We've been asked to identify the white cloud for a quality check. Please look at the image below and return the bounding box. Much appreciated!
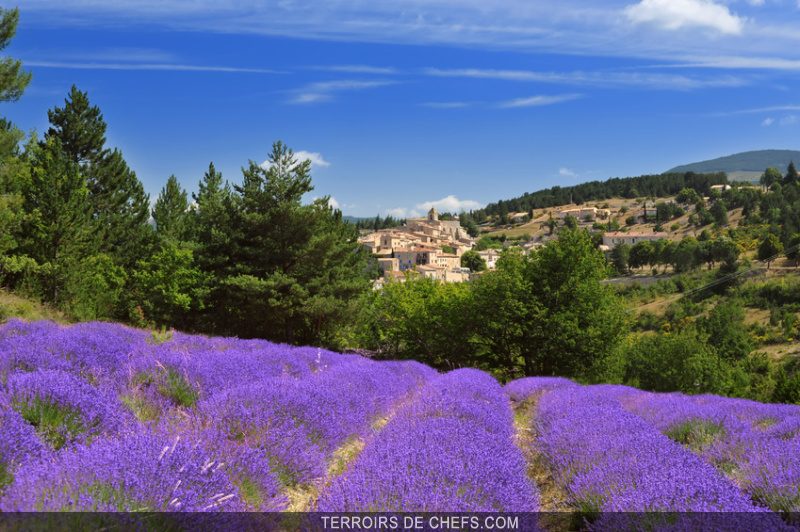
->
[386,195,483,219]
[416,195,483,213]
[288,80,397,104]
[260,150,329,170]
[559,168,578,177]
[623,0,745,35]
[386,207,420,218]
[294,151,330,168]
[498,94,583,108]
[762,117,774,126]
[780,115,798,125]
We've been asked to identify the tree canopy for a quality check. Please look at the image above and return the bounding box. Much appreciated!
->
[0,8,31,103]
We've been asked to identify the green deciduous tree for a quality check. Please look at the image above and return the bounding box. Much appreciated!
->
[624,327,727,394]
[710,200,728,226]
[498,229,627,379]
[628,240,653,270]
[131,243,207,328]
[758,234,784,269]
[460,249,486,272]
[610,242,630,275]
[675,187,702,206]
[696,302,753,361]
[761,167,782,188]
[368,275,475,369]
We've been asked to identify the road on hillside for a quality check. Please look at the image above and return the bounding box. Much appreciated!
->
[602,275,674,287]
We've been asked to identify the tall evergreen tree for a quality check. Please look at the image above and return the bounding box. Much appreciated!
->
[45,86,153,264]
[189,161,234,302]
[152,174,188,241]
[0,8,31,102]
[207,141,370,345]
[0,121,27,260]
[784,161,799,187]
[21,137,90,302]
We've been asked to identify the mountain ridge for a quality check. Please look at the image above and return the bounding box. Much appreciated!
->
[667,149,800,176]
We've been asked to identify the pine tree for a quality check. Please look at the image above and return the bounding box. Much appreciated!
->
[22,137,90,302]
[45,86,152,263]
[209,141,370,345]
[784,161,799,186]
[190,162,233,276]
[0,8,32,102]
[152,174,188,241]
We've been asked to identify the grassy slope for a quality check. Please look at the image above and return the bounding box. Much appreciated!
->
[0,289,71,325]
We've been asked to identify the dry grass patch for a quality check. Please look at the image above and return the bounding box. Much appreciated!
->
[0,289,70,324]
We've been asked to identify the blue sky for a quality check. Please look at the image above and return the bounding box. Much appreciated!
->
[4,0,800,217]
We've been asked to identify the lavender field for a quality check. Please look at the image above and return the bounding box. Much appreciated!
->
[0,320,798,530]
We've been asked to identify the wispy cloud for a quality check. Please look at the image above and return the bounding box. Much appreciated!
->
[420,102,476,108]
[780,115,798,125]
[288,80,397,104]
[622,0,745,35]
[709,105,800,116]
[762,117,774,126]
[424,67,746,89]
[498,94,583,108]
[309,65,401,75]
[25,60,284,74]
[559,168,578,177]
[669,56,800,70]
[19,0,800,73]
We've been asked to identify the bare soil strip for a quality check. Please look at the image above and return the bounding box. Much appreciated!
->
[511,394,581,532]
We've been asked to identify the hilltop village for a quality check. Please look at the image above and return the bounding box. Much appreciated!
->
[356,184,753,288]
[358,204,672,287]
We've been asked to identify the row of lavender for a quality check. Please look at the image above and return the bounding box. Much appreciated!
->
[0,319,436,511]
[317,368,540,514]
[507,377,799,529]
[609,385,800,520]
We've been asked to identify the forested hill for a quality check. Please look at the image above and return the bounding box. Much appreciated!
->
[667,150,800,175]
[478,171,727,218]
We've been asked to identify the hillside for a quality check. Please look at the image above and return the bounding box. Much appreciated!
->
[666,149,800,182]
[0,320,797,529]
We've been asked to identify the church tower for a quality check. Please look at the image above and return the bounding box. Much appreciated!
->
[428,207,438,223]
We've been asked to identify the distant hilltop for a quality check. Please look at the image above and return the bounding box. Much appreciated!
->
[667,149,800,182]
